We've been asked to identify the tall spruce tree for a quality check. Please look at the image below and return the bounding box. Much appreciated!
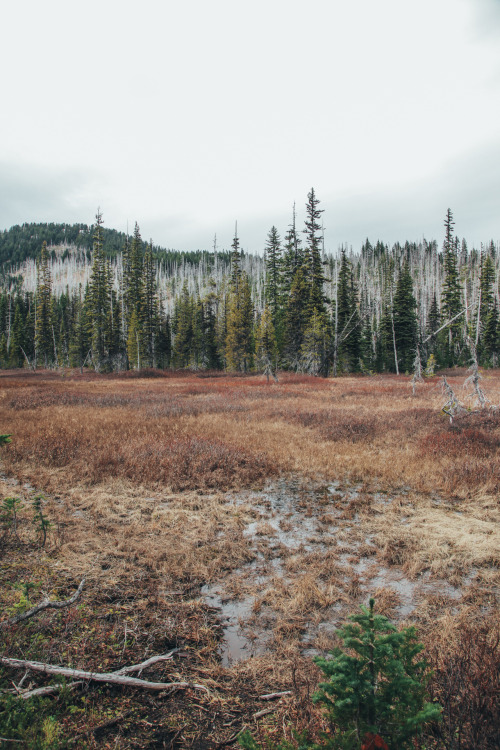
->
[303,188,327,319]
[35,241,53,367]
[393,261,418,372]
[440,209,462,363]
[264,226,282,338]
[86,211,112,369]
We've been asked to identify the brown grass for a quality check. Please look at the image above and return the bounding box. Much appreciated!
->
[1,368,499,747]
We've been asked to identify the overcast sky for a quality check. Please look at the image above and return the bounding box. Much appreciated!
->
[1,0,499,254]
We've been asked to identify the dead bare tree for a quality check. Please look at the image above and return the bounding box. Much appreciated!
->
[464,337,492,410]
[441,376,467,423]
[410,346,424,396]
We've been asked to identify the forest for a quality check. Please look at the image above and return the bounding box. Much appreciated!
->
[0,189,499,377]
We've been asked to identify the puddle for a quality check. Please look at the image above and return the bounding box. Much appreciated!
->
[201,479,486,666]
[201,583,263,666]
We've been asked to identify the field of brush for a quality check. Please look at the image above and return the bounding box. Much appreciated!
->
[1,369,499,748]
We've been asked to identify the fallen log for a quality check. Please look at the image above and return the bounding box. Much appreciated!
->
[259,690,292,701]
[1,657,208,693]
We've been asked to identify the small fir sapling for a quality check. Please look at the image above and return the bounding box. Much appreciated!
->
[239,599,441,750]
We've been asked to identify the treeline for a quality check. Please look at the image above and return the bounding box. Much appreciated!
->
[0,192,499,375]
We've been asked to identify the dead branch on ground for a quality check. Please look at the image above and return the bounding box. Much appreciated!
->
[0,578,86,630]
[0,656,209,694]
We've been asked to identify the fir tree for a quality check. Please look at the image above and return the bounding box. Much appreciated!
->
[393,262,417,372]
[283,267,308,368]
[172,281,193,368]
[255,305,277,379]
[313,599,441,749]
[301,308,329,376]
[440,209,462,363]
[264,226,282,339]
[86,211,112,369]
[35,241,53,367]
[483,301,499,364]
[303,188,327,319]
[225,271,253,372]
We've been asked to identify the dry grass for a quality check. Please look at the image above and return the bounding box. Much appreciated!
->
[0,368,499,747]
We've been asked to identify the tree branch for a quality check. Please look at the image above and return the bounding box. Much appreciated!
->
[0,578,86,630]
[0,657,208,693]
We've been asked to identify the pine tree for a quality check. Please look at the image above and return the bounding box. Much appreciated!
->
[483,301,499,364]
[281,203,303,294]
[225,272,253,372]
[126,309,143,370]
[303,188,327,319]
[283,267,308,368]
[393,262,417,372]
[142,242,160,367]
[255,305,277,379]
[440,209,462,364]
[313,599,441,749]
[301,308,329,376]
[335,248,360,372]
[172,281,193,368]
[35,241,53,367]
[86,211,112,369]
[264,226,282,337]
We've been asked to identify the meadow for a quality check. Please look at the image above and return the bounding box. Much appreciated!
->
[0,369,499,748]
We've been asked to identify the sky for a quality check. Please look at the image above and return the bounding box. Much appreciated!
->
[1,0,499,255]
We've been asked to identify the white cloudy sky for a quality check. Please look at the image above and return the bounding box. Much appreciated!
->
[1,0,499,253]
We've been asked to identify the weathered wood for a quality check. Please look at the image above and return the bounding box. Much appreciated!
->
[1,657,208,693]
[259,690,292,700]
[0,578,86,630]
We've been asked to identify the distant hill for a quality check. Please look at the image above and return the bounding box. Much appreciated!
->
[0,222,226,270]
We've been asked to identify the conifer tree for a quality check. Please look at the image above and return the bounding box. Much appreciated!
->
[440,209,462,363]
[35,241,53,367]
[172,281,193,368]
[126,309,143,369]
[264,226,283,341]
[255,305,277,379]
[225,271,253,371]
[301,308,329,375]
[303,188,327,319]
[281,203,303,294]
[142,241,160,367]
[283,267,308,368]
[483,301,499,364]
[9,298,26,368]
[86,211,112,369]
[335,248,360,372]
[393,261,417,372]
[313,599,441,750]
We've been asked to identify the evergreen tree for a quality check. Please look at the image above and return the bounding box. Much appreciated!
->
[126,309,143,370]
[483,301,499,364]
[255,305,277,379]
[9,298,26,368]
[393,262,417,372]
[335,249,360,372]
[313,599,441,749]
[283,267,308,368]
[142,241,160,367]
[35,241,53,366]
[86,211,112,369]
[264,226,283,340]
[225,271,253,372]
[303,188,327,319]
[301,308,329,376]
[281,203,303,294]
[172,281,193,368]
[440,209,462,364]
